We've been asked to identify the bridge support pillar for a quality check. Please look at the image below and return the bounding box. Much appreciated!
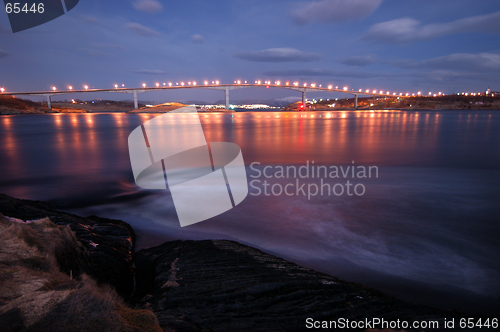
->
[302,91,306,105]
[46,95,52,110]
[133,90,138,110]
[354,94,358,109]
[224,87,230,110]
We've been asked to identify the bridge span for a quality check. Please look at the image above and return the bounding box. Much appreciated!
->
[0,83,410,110]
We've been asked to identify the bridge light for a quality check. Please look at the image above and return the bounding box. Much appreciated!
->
[328,85,333,89]
[69,86,73,90]
[188,82,191,85]
[379,90,383,94]
[366,89,370,93]
[0,87,4,92]
[244,81,247,84]
[215,81,219,85]
[405,93,409,96]
[276,81,280,85]
[311,83,315,87]
[393,92,396,95]
[399,93,403,96]
[156,83,160,87]
[181,82,185,86]
[286,82,290,86]
[303,83,307,87]
[122,84,125,87]
[438,92,442,95]
[359,89,362,92]
[169,82,172,87]
[412,93,415,96]
[163,83,166,86]
[204,81,208,85]
[84,85,88,90]
[193,81,197,86]
[428,92,432,95]
[373,90,377,93]
[143,83,146,88]
[114,84,118,89]
[386,91,390,94]
[52,86,56,91]
[237,80,241,84]
[257,81,261,84]
[417,91,421,96]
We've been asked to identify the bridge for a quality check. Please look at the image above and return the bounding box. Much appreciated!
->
[0,82,413,110]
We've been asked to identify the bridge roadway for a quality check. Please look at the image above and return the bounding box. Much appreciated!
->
[0,84,409,110]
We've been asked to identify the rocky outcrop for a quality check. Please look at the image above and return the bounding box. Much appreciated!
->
[0,194,488,331]
[131,240,475,332]
[0,214,162,332]
[0,194,135,299]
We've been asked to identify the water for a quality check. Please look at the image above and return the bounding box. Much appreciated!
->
[1,110,499,315]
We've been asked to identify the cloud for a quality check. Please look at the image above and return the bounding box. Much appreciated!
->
[262,68,390,78]
[291,0,382,25]
[126,22,159,37]
[0,49,10,59]
[78,48,109,57]
[191,34,204,43]
[392,53,500,72]
[78,15,101,24]
[363,11,500,43]
[234,48,321,62]
[132,0,163,13]
[341,54,378,67]
[93,43,126,50]
[133,69,167,75]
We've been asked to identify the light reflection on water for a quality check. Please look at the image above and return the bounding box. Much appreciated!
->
[0,110,499,315]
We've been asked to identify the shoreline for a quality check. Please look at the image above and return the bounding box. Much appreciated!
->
[1,108,500,115]
[0,193,494,332]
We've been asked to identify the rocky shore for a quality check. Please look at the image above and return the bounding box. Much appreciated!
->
[0,194,490,331]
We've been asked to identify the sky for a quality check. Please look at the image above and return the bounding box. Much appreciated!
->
[1,0,500,103]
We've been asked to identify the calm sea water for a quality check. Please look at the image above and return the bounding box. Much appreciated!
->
[1,110,499,315]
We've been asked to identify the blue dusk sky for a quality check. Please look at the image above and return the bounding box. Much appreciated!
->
[1,0,500,102]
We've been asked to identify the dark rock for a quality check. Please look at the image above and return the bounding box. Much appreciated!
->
[132,240,478,332]
[0,194,135,300]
